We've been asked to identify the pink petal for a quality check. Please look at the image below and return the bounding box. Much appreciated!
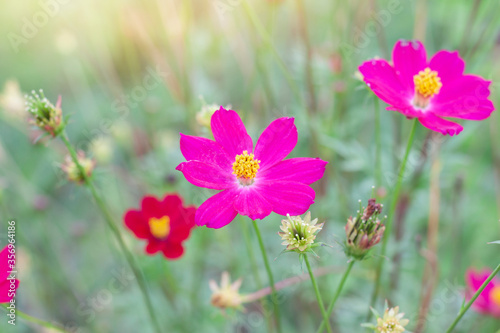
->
[176,161,236,190]
[428,50,465,85]
[257,181,315,216]
[211,107,253,157]
[466,269,495,311]
[359,59,417,117]
[124,210,150,239]
[179,134,232,171]
[0,246,11,281]
[254,118,298,169]
[418,113,463,136]
[0,279,18,303]
[233,187,272,220]
[259,157,327,185]
[430,75,494,121]
[392,40,427,90]
[196,189,239,228]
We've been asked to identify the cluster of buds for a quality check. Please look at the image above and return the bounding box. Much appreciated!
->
[25,89,65,137]
[362,304,409,333]
[279,212,324,253]
[344,198,386,260]
[209,272,249,310]
[61,151,96,184]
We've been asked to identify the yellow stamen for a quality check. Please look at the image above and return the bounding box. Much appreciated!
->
[490,286,500,306]
[149,216,171,239]
[414,67,442,98]
[232,150,260,181]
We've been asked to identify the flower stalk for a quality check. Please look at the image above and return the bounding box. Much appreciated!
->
[252,219,282,333]
[1,305,70,333]
[304,254,332,333]
[445,263,500,333]
[369,119,418,312]
[316,260,355,333]
[59,131,161,333]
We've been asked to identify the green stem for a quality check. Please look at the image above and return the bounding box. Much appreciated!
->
[251,219,282,333]
[242,219,273,333]
[374,96,382,188]
[368,119,418,316]
[1,305,70,332]
[304,254,332,333]
[445,263,500,333]
[316,260,355,333]
[60,132,161,333]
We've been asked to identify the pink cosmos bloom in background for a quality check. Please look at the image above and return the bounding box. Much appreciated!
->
[359,40,494,136]
[0,245,19,303]
[465,268,500,317]
[176,107,327,229]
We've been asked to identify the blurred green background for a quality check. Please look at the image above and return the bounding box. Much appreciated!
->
[0,0,499,332]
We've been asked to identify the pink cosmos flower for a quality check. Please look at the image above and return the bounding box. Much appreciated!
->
[0,245,19,303]
[359,40,494,136]
[176,107,327,229]
[465,268,500,317]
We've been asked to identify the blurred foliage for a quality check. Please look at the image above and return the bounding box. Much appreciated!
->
[0,0,499,332]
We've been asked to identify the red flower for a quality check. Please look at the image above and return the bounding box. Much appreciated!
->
[124,194,196,260]
[0,245,19,303]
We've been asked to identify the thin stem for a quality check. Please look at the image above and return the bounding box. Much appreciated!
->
[368,119,418,316]
[251,219,282,333]
[374,96,382,188]
[242,219,272,332]
[316,260,355,333]
[445,263,500,333]
[303,254,332,333]
[1,305,70,332]
[60,132,161,333]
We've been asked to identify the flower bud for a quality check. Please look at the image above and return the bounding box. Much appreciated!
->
[196,104,219,129]
[25,90,65,137]
[344,198,386,260]
[362,304,409,333]
[61,151,95,184]
[209,272,248,310]
[279,211,324,253]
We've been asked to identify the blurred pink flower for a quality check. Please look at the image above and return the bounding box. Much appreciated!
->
[0,245,19,303]
[176,107,327,229]
[359,40,494,136]
[465,268,500,317]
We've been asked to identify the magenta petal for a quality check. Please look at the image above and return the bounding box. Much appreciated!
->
[418,113,463,136]
[196,189,239,228]
[211,107,253,157]
[179,134,232,171]
[253,117,298,169]
[258,181,315,216]
[0,279,18,303]
[392,40,427,90]
[259,158,327,185]
[0,246,11,281]
[430,75,494,121]
[428,50,465,85]
[233,187,272,220]
[176,161,235,190]
[359,60,417,117]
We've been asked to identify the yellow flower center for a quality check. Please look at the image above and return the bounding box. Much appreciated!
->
[490,286,500,306]
[148,216,171,239]
[232,150,260,181]
[414,67,442,98]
